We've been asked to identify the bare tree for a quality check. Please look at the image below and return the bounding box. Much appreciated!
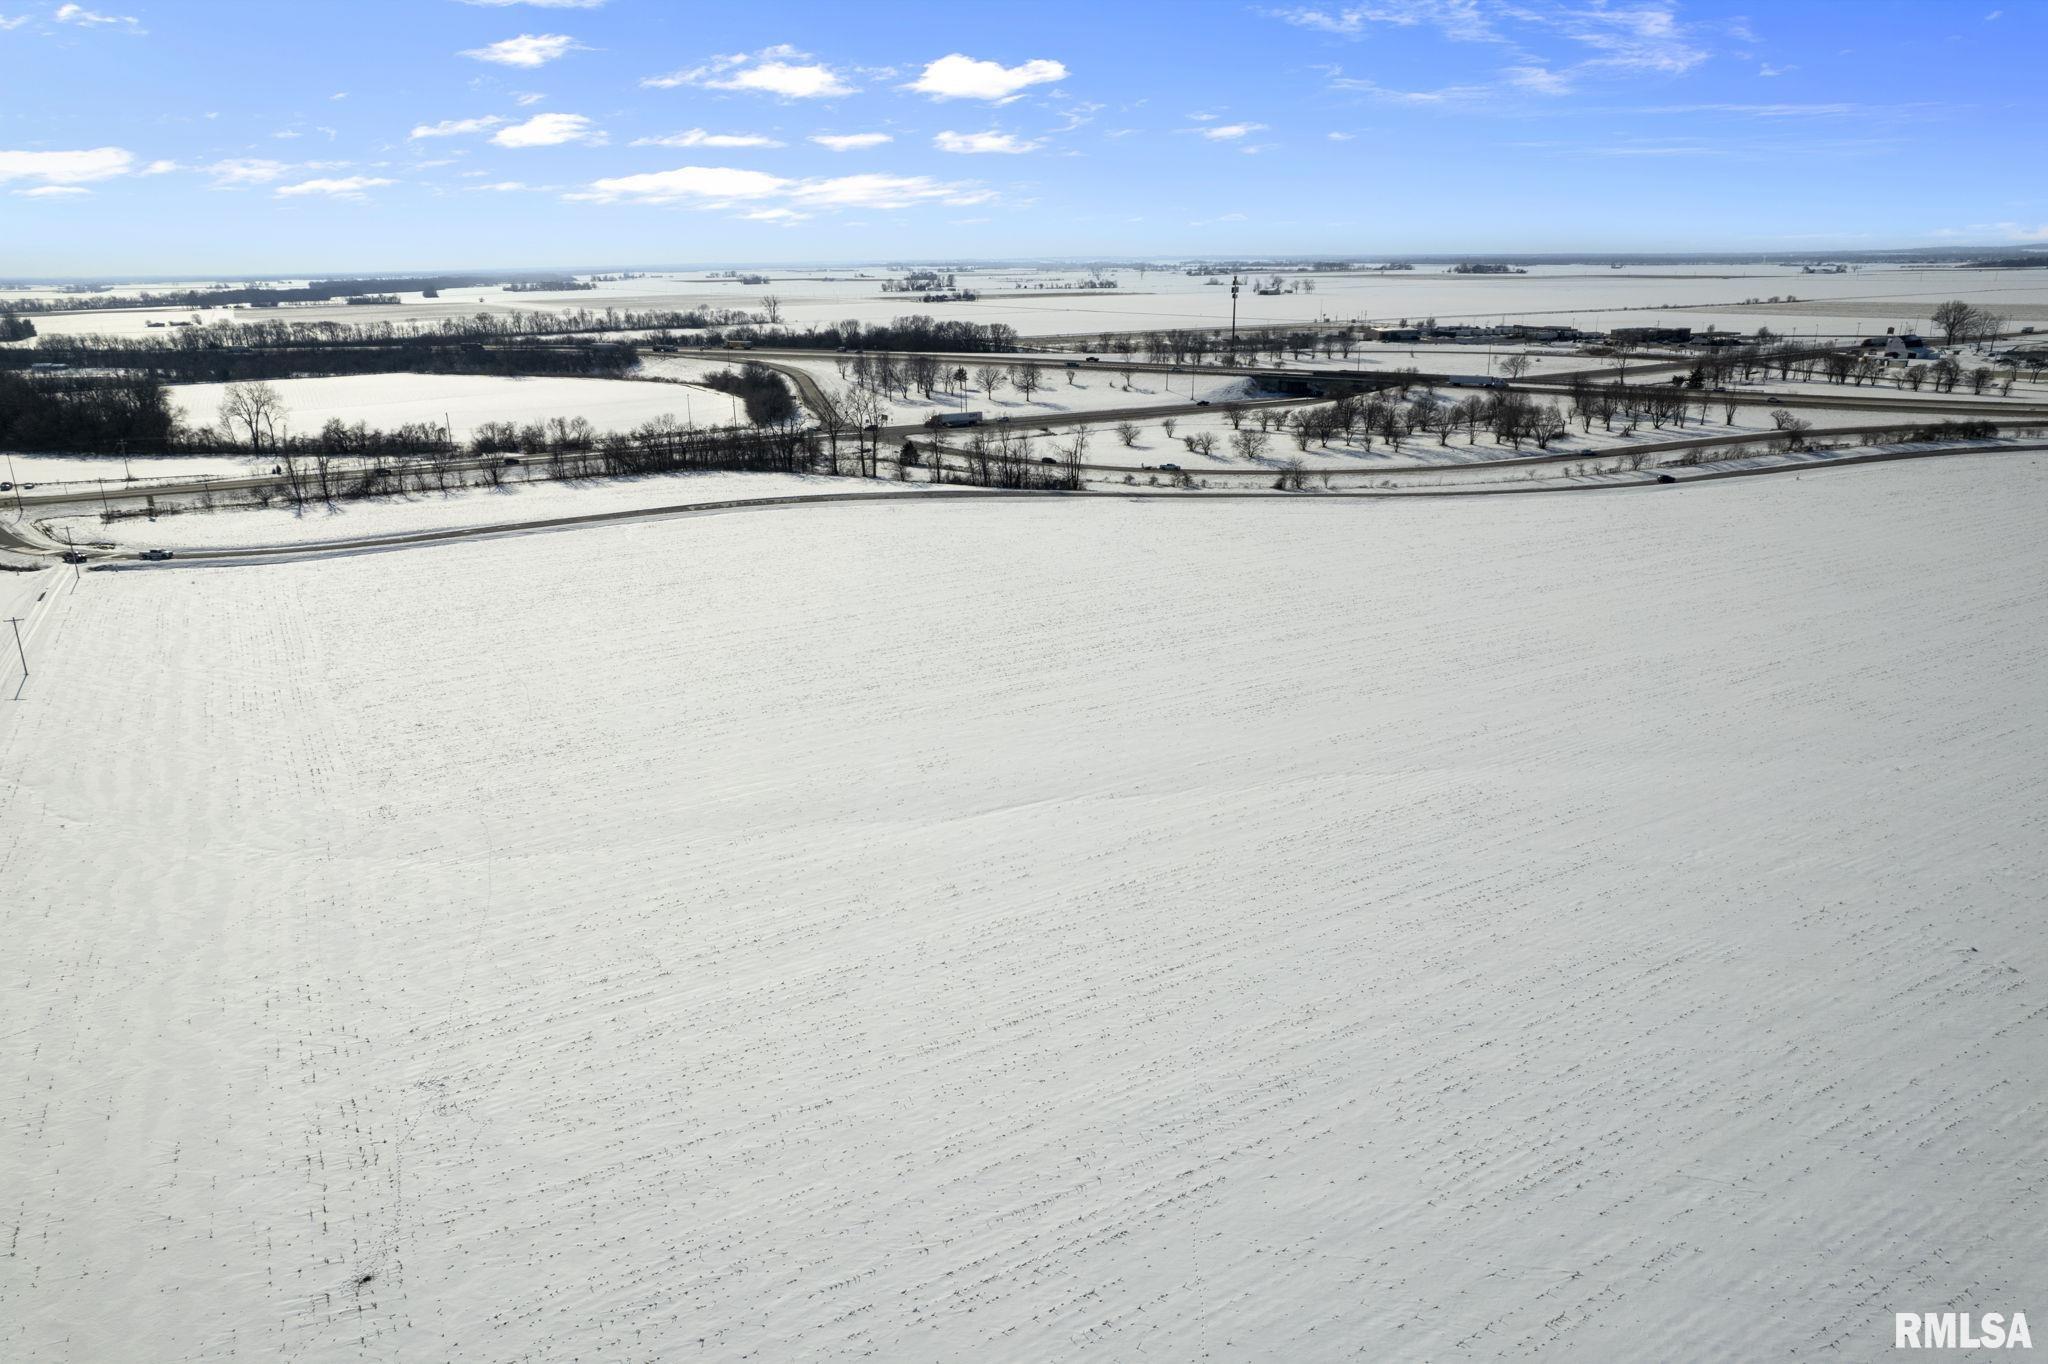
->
[1771,409,1813,448]
[759,295,784,324]
[1159,416,1178,440]
[1608,339,1636,384]
[1114,420,1141,447]
[1497,354,1533,382]
[1231,428,1270,462]
[1011,364,1043,406]
[1929,299,1984,346]
[218,381,286,452]
[974,364,1006,402]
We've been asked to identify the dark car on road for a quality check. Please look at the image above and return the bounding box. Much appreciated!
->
[140,548,175,561]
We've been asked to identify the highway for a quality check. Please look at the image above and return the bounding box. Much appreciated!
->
[67,440,2047,571]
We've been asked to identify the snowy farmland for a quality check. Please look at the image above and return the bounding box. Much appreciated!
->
[38,470,961,552]
[17,263,2048,344]
[3,457,2044,1361]
[168,373,727,442]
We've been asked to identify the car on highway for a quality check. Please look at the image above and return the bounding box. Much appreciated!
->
[1195,400,1211,406]
[61,550,87,563]
[1159,462,1183,472]
[1084,356,1100,363]
[1765,396,1784,404]
[0,482,9,491]
[139,548,175,561]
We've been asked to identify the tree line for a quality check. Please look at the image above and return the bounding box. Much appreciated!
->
[0,372,181,453]
[697,363,799,426]
[7,335,636,385]
[0,274,573,315]
[708,314,1020,354]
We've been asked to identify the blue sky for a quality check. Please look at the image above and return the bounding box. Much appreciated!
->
[1,0,2042,275]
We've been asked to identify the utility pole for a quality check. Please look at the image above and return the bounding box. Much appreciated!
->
[6,616,26,679]
[1229,275,1241,358]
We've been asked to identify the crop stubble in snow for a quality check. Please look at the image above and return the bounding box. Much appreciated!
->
[2,458,2045,1361]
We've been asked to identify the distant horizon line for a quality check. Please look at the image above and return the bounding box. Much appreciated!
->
[7,244,2045,287]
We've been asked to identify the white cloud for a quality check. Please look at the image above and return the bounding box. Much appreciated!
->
[907,53,1067,102]
[16,184,93,198]
[1324,71,1492,104]
[1643,102,1863,118]
[204,158,293,185]
[1757,62,1792,77]
[492,112,604,146]
[468,180,537,191]
[1198,122,1267,140]
[1941,220,2048,241]
[412,115,506,139]
[1268,3,1499,43]
[1505,65,1572,94]
[631,128,786,148]
[514,91,547,105]
[787,173,985,209]
[645,47,854,98]
[0,146,134,185]
[460,33,583,68]
[810,132,892,151]
[0,14,32,30]
[53,3,140,29]
[573,165,791,204]
[933,129,1042,154]
[140,158,180,174]
[572,164,989,213]
[275,176,395,198]
[1553,5,1706,76]
[1326,130,1355,140]
[739,207,808,223]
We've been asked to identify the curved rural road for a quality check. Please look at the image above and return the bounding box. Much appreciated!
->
[62,441,2044,571]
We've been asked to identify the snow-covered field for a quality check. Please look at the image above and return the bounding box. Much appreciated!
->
[16,263,2048,343]
[3,459,2044,1360]
[986,398,1868,473]
[169,373,726,442]
[640,350,1261,427]
[41,471,954,552]
[0,452,262,485]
